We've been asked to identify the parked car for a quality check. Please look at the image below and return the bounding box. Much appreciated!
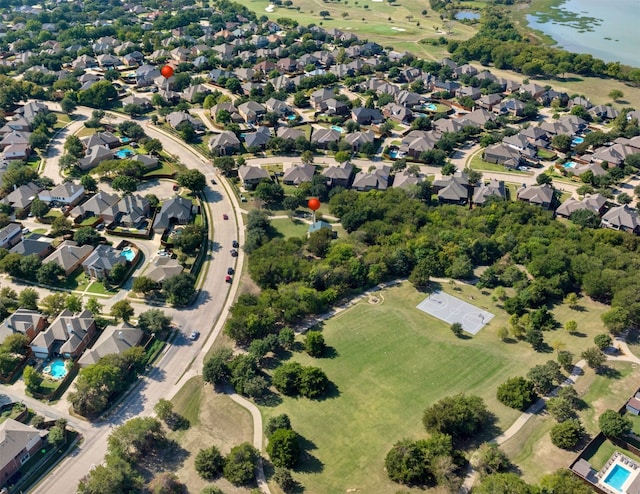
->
[225,275,232,283]
[232,240,239,248]
[227,267,234,275]
[172,184,179,191]
[230,249,238,257]
[223,214,229,220]
[211,178,217,185]
[189,331,200,340]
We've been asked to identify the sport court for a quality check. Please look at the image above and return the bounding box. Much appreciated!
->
[416,291,494,335]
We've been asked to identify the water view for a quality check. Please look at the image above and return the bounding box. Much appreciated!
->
[527,0,639,67]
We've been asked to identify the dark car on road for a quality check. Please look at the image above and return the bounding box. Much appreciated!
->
[230,249,238,257]
[232,240,239,248]
[225,275,232,283]
[227,267,234,275]
[189,331,200,340]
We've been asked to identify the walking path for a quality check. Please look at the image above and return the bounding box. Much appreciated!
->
[460,332,639,492]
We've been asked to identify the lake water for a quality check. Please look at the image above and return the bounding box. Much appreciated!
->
[455,11,480,21]
[526,0,639,67]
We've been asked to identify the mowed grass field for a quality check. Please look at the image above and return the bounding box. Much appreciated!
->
[238,0,477,60]
[259,281,616,493]
[169,377,256,494]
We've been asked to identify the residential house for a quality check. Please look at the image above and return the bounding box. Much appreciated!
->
[135,64,161,87]
[166,111,203,130]
[556,193,607,219]
[351,107,384,125]
[434,174,470,205]
[493,99,526,117]
[42,240,95,276]
[399,130,441,159]
[310,88,334,110]
[238,100,267,124]
[520,126,551,148]
[103,194,150,227]
[2,142,30,161]
[516,183,555,209]
[0,309,46,345]
[238,165,269,187]
[277,127,305,141]
[311,128,341,149]
[243,127,271,150]
[131,154,159,171]
[320,98,348,116]
[483,143,523,169]
[78,322,144,367]
[472,179,506,206]
[392,169,423,189]
[601,205,640,234]
[382,102,413,124]
[38,182,85,206]
[120,95,153,112]
[344,130,375,152]
[78,145,114,171]
[323,162,353,188]
[181,84,211,103]
[209,131,241,155]
[627,393,640,415]
[591,143,635,167]
[590,105,620,120]
[9,234,54,259]
[351,164,390,192]
[0,223,22,249]
[519,82,546,99]
[456,86,482,101]
[282,163,315,186]
[70,191,120,223]
[0,131,30,151]
[145,256,184,284]
[152,196,193,234]
[82,244,127,280]
[0,420,48,483]
[264,98,291,117]
[277,57,298,73]
[2,182,42,211]
[30,309,96,359]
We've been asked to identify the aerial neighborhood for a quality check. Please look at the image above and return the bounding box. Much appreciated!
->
[0,0,638,493]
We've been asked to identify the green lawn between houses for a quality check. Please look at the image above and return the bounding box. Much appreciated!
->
[258,281,618,493]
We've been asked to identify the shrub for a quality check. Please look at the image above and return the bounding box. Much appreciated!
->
[550,419,584,449]
[496,377,536,411]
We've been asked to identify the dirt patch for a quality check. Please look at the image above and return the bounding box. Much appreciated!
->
[170,390,255,493]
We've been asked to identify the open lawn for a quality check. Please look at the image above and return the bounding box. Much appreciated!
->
[257,281,615,493]
[502,361,640,483]
[169,377,255,494]
[270,217,310,239]
[237,0,477,60]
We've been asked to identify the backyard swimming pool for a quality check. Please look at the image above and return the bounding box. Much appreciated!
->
[120,246,135,262]
[563,161,577,169]
[421,103,439,111]
[116,149,133,159]
[572,136,584,145]
[43,358,68,380]
[604,464,631,492]
[330,125,344,133]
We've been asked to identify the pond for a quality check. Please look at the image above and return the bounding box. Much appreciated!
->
[455,11,480,21]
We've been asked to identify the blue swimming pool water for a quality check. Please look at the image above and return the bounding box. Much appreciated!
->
[121,137,131,143]
[604,464,631,492]
[572,136,584,145]
[116,149,133,158]
[44,358,68,379]
[287,114,296,120]
[120,247,135,261]
[422,103,438,111]
[330,125,344,133]
[563,161,577,169]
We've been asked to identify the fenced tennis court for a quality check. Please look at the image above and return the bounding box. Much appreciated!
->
[416,290,494,335]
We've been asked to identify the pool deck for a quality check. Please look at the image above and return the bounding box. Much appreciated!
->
[598,452,640,493]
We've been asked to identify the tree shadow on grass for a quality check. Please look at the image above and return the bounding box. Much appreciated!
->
[321,345,339,359]
[570,331,587,338]
[296,435,324,474]
[314,380,340,402]
[137,438,189,481]
[166,412,190,431]
[596,365,622,379]
[255,388,283,407]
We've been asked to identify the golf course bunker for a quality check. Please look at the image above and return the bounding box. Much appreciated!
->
[416,291,494,335]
